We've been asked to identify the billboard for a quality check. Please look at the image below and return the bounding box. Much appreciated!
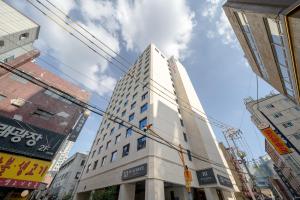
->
[260,127,292,155]
[0,115,66,160]
[0,152,51,189]
[122,164,147,180]
[196,168,217,185]
[68,112,89,142]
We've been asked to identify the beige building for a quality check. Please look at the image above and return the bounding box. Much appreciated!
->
[0,1,39,62]
[245,94,300,198]
[75,44,237,200]
[223,0,300,104]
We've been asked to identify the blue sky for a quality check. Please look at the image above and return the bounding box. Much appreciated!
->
[7,0,275,161]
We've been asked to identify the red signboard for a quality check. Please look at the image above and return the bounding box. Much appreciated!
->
[0,178,40,189]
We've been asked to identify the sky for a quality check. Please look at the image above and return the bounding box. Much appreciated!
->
[6,0,276,161]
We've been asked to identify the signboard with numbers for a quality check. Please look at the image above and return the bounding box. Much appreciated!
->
[0,115,66,160]
[122,163,147,180]
[196,168,217,185]
[0,152,51,185]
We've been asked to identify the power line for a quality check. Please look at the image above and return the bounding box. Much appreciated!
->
[0,61,250,175]
[27,0,233,130]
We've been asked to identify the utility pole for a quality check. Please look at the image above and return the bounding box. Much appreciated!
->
[223,128,257,200]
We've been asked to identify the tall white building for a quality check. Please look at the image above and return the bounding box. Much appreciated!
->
[75,44,236,200]
[0,1,39,62]
[245,94,300,198]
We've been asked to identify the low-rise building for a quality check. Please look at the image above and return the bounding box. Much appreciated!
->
[48,152,87,200]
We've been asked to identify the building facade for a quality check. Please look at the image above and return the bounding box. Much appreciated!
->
[75,44,236,200]
[0,1,39,63]
[223,0,300,104]
[47,152,87,200]
[245,94,300,198]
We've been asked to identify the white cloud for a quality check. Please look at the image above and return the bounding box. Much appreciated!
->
[116,0,195,58]
[201,0,236,46]
[7,0,118,96]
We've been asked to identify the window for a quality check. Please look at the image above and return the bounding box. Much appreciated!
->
[101,156,107,167]
[265,18,295,97]
[32,108,54,120]
[235,12,269,80]
[137,136,146,150]
[122,110,126,117]
[111,151,117,162]
[293,133,300,140]
[126,128,133,138]
[140,103,148,113]
[183,132,188,142]
[80,160,85,166]
[122,144,130,157]
[110,127,115,135]
[0,40,4,48]
[132,92,137,99]
[295,107,300,112]
[131,101,136,110]
[187,150,192,161]
[124,100,128,106]
[103,134,107,141]
[265,104,274,109]
[116,107,120,113]
[142,92,148,100]
[129,113,135,121]
[134,85,139,91]
[98,146,103,154]
[10,74,28,84]
[273,112,283,118]
[19,32,29,40]
[96,138,100,145]
[91,150,96,158]
[126,93,130,99]
[86,164,91,173]
[180,119,184,127]
[144,69,149,75]
[118,122,123,129]
[93,160,98,170]
[75,172,80,179]
[106,123,110,128]
[139,117,148,130]
[143,83,148,90]
[0,94,6,101]
[282,122,293,128]
[115,134,121,144]
[106,140,111,149]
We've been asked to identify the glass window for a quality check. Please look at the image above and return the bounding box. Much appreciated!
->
[131,101,136,110]
[129,113,134,121]
[273,112,283,118]
[124,100,128,106]
[140,103,148,113]
[101,156,107,167]
[86,164,91,173]
[183,132,188,142]
[132,92,137,99]
[110,127,115,135]
[122,144,130,157]
[0,40,4,48]
[115,134,121,144]
[282,122,293,128]
[98,146,103,154]
[93,160,98,170]
[118,121,123,129]
[142,92,148,100]
[137,136,146,150]
[91,150,96,158]
[111,151,117,162]
[19,32,29,40]
[187,150,192,161]
[265,104,274,109]
[180,119,184,127]
[122,110,126,117]
[139,117,148,130]
[106,140,111,149]
[293,133,300,140]
[103,134,107,141]
[126,128,133,138]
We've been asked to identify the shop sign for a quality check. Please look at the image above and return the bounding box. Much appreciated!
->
[0,115,66,160]
[122,163,147,180]
[196,168,217,185]
[0,152,51,183]
[261,127,291,155]
[217,174,233,188]
[68,112,88,142]
[0,178,41,189]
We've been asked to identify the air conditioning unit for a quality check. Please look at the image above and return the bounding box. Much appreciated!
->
[10,98,25,107]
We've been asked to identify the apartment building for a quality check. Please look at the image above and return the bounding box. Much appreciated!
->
[75,44,236,200]
[47,152,87,200]
[0,1,39,62]
[245,94,300,198]
[223,0,300,104]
